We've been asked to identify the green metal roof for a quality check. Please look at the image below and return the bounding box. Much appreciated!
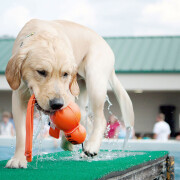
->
[0,38,14,74]
[0,36,180,74]
[104,36,180,73]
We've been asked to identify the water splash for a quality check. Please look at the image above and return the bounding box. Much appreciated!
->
[30,94,133,165]
[106,95,113,115]
[35,112,43,167]
[59,151,144,162]
[105,95,120,151]
[70,145,81,160]
[32,110,49,167]
[33,111,49,143]
[122,126,132,151]
[105,95,132,151]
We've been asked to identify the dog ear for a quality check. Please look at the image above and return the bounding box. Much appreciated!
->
[69,74,80,97]
[5,52,26,90]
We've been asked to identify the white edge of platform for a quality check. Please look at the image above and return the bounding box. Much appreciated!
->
[0,137,180,152]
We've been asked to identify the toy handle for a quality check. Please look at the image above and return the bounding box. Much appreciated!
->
[49,127,60,139]
[25,94,35,162]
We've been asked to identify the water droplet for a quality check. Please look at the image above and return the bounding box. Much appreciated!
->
[10,144,13,149]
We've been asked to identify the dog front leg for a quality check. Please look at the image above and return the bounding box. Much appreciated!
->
[6,90,27,168]
[81,71,108,157]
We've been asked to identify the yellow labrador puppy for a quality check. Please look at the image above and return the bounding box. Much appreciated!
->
[5,19,134,168]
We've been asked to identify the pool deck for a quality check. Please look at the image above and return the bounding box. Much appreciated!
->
[101,154,173,180]
[0,150,174,180]
[1,137,180,152]
[0,138,177,179]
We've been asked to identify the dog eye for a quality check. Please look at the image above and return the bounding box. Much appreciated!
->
[37,70,47,77]
[63,72,68,77]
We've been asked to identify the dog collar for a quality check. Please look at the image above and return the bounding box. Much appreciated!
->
[20,32,35,47]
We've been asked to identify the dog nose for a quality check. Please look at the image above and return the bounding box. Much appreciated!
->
[50,98,64,110]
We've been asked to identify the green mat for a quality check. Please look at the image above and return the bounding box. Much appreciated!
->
[0,150,168,180]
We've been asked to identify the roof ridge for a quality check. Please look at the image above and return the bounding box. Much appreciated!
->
[104,36,180,39]
[0,38,15,41]
[1,35,180,41]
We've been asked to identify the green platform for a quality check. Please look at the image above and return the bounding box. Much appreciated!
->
[0,150,168,180]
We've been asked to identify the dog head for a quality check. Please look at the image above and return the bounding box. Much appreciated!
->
[6,33,79,113]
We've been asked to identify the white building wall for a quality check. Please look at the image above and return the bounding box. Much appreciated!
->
[116,74,180,91]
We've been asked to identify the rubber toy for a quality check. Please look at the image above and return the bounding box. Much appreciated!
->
[49,102,86,145]
[25,94,86,162]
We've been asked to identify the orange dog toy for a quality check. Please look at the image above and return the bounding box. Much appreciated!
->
[49,102,86,145]
[25,94,86,162]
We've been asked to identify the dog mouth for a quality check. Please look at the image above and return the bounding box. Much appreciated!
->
[35,100,55,115]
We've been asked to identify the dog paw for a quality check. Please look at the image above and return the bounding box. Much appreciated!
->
[81,140,99,157]
[6,156,27,168]
[61,135,74,151]
[80,151,97,158]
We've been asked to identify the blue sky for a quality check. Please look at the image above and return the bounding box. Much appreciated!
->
[0,0,180,37]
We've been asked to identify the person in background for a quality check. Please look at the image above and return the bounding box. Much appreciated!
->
[118,121,135,139]
[153,113,171,141]
[105,115,120,139]
[0,112,14,136]
[175,133,180,141]
[136,133,142,139]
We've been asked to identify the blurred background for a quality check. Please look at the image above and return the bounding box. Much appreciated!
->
[0,0,180,139]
